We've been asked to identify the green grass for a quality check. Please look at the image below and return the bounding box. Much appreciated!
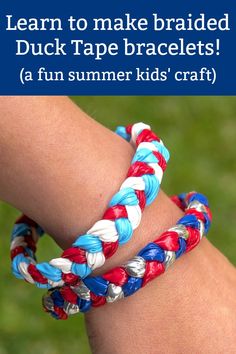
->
[0,96,236,353]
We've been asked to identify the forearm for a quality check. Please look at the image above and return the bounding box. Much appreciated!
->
[0,96,140,246]
[0,96,181,264]
[0,97,235,354]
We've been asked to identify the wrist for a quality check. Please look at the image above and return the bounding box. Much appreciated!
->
[85,237,236,354]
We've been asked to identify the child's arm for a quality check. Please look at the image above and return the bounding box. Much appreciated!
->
[0,96,235,353]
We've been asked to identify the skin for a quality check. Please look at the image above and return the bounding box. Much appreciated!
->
[0,96,235,353]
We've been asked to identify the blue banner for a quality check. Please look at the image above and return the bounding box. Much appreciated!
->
[0,0,235,95]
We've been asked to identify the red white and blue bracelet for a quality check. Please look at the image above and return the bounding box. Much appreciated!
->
[42,191,212,319]
[9,122,212,320]
[10,123,170,288]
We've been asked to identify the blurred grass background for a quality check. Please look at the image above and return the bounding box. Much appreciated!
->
[0,96,236,354]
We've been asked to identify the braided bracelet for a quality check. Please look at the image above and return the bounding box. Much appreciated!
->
[10,123,170,288]
[42,191,212,319]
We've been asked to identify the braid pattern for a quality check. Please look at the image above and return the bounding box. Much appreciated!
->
[42,191,212,319]
[10,123,169,288]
